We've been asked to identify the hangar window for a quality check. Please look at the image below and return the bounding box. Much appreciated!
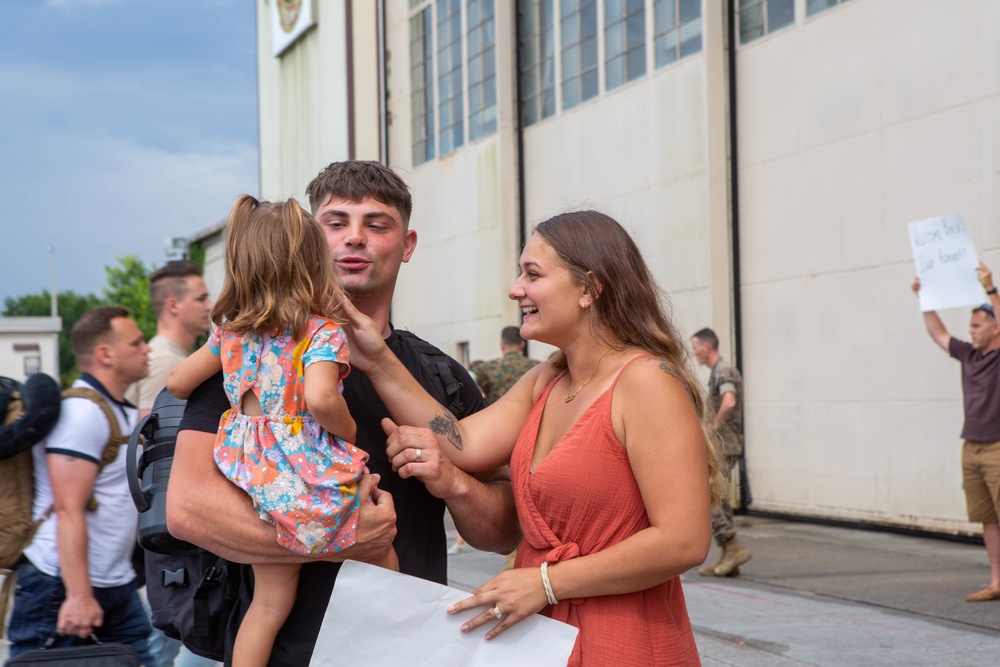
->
[605,0,646,91]
[518,0,555,127]
[410,6,436,166]
[654,0,702,69]
[738,0,794,44]
[560,0,598,110]
[468,0,497,140]
[436,0,464,156]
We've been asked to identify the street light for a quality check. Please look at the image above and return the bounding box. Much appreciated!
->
[48,244,57,317]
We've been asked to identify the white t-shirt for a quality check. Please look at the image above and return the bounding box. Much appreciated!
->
[24,378,139,587]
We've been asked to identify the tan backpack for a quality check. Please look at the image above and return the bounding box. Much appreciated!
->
[0,385,129,635]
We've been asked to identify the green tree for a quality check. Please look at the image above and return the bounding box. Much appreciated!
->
[103,255,156,341]
[187,241,206,267]
[3,290,106,386]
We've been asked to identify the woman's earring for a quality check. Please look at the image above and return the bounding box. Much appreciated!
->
[581,300,591,309]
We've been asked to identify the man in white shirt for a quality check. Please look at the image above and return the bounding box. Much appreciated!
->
[7,306,154,664]
[126,260,212,417]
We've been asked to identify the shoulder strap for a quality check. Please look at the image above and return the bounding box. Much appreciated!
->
[395,330,465,415]
[60,387,130,511]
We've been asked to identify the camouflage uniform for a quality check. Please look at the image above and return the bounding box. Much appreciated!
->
[472,351,540,405]
[707,358,743,545]
[708,358,743,457]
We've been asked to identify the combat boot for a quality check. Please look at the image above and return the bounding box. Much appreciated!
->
[698,554,724,576]
[713,536,751,576]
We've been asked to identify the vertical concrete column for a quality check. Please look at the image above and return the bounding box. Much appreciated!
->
[703,0,736,360]
[493,2,524,327]
[348,1,382,161]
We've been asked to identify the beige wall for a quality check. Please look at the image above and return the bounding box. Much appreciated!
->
[257,0,380,202]
[385,4,523,364]
[254,0,1000,534]
[737,0,1000,531]
[386,2,731,365]
[513,1,732,363]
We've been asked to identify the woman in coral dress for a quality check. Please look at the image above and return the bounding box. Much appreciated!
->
[344,210,726,666]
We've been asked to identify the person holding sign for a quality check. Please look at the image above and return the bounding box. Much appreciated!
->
[912,262,1000,602]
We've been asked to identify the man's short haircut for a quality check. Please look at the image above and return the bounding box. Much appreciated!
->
[501,326,524,347]
[305,160,413,226]
[71,306,130,363]
[149,260,204,318]
[972,303,996,323]
[692,327,720,351]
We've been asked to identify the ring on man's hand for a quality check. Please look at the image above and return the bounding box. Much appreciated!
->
[491,606,504,620]
[415,449,423,462]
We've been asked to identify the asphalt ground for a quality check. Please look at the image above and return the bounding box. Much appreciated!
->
[5,514,996,665]
[445,514,1000,666]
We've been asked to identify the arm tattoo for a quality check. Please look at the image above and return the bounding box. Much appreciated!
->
[428,413,463,450]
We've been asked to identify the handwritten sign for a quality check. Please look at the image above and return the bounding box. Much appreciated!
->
[908,215,982,312]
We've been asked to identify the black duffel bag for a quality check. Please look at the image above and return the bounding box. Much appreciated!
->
[5,636,139,667]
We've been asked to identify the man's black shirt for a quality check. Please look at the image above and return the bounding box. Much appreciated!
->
[178,327,485,666]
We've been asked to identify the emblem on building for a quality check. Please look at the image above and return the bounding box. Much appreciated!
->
[278,0,303,33]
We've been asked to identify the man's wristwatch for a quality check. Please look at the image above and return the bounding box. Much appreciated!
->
[988,287,999,296]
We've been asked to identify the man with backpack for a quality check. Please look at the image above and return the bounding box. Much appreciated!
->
[6,307,158,665]
[167,161,521,665]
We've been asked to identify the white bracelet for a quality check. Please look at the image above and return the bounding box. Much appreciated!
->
[540,562,558,605]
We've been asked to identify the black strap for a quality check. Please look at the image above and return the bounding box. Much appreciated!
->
[192,561,224,638]
[433,360,462,413]
[138,442,175,468]
[394,329,466,414]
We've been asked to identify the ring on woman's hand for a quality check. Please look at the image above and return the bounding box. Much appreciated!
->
[491,606,504,620]
[415,449,423,462]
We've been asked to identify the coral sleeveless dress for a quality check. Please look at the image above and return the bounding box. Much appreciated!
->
[210,316,367,556]
[511,355,701,666]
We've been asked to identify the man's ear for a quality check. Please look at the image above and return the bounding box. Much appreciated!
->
[402,229,418,264]
[165,296,179,316]
[93,342,113,367]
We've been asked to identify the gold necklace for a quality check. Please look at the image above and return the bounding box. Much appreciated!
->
[564,348,610,403]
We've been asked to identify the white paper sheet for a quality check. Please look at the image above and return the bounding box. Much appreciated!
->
[308,561,578,667]
[908,215,983,312]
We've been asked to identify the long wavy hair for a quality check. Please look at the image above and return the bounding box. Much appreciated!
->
[212,195,345,338]
[534,210,728,508]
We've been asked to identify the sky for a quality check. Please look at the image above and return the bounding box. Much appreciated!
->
[0,0,259,307]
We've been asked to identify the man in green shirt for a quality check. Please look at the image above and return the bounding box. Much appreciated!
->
[471,326,540,406]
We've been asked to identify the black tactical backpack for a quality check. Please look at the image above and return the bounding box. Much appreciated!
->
[127,388,238,661]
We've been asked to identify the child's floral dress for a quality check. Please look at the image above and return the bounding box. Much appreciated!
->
[209,316,367,555]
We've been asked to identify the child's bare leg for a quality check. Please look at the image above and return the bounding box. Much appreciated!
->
[232,563,301,667]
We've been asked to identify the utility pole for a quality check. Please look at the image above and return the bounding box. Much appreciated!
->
[48,245,58,317]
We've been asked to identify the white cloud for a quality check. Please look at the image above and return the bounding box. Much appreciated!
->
[2,129,257,304]
[0,6,258,306]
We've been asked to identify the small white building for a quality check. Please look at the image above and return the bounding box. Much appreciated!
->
[0,317,62,383]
